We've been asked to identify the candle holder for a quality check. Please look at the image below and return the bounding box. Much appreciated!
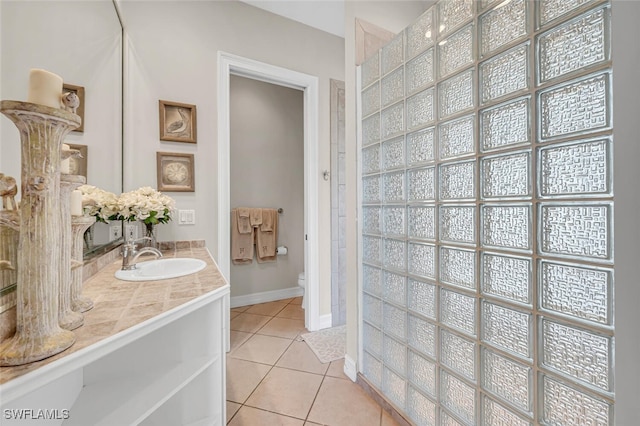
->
[0,100,80,366]
[71,215,95,313]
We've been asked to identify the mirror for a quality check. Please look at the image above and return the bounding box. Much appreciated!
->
[0,1,123,306]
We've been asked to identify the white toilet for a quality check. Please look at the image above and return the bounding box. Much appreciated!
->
[298,272,306,310]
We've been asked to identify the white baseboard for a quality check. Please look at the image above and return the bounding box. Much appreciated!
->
[230,286,303,308]
[344,354,357,382]
[317,314,333,329]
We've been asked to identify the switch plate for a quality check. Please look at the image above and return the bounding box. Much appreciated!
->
[179,209,196,225]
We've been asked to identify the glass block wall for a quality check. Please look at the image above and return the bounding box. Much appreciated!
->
[359,0,613,424]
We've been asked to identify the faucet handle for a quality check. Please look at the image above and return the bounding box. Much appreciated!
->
[133,236,152,244]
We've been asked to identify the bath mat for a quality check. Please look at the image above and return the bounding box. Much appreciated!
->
[300,325,346,364]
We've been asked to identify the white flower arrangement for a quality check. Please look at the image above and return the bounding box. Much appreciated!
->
[117,186,176,225]
[78,184,120,223]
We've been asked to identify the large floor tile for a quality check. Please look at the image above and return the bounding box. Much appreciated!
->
[245,367,323,420]
[276,341,329,375]
[226,401,241,423]
[231,305,251,313]
[276,304,305,320]
[226,358,272,403]
[290,296,303,306]
[228,406,304,426]
[245,301,288,316]
[307,376,382,426]
[326,358,348,379]
[229,334,292,365]
[381,409,402,426]
[229,330,253,352]
[230,312,271,333]
[257,317,306,339]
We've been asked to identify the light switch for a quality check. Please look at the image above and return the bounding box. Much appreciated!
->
[178,209,196,225]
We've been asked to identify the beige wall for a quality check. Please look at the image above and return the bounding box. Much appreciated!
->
[229,75,304,298]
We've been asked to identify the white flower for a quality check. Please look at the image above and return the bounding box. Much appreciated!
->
[117,187,175,224]
[78,185,119,223]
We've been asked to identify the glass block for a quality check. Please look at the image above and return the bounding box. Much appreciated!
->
[482,301,531,358]
[540,260,611,325]
[383,367,406,410]
[440,206,476,245]
[480,0,503,9]
[408,351,436,397]
[362,235,382,265]
[381,102,405,141]
[539,203,611,261]
[383,171,405,203]
[362,113,380,147]
[439,69,474,119]
[541,375,611,425]
[363,293,382,327]
[363,351,383,388]
[381,67,404,108]
[481,253,531,304]
[407,8,435,58]
[383,302,407,341]
[480,97,530,152]
[441,289,476,336]
[362,82,380,118]
[384,238,406,272]
[483,396,531,426]
[383,271,406,307]
[542,319,611,391]
[408,315,436,357]
[406,49,434,95]
[408,205,436,240]
[406,88,435,130]
[482,151,531,199]
[382,33,403,75]
[362,206,381,235]
[439,24,474,79]
[438,0,473,36]
[481,204,531,251]
[362,174,381,203]
[439,115,475,160]
[384,334,407,376]
[440,410,465,426]
[539,0,598,27]
[480,0,527,56]
[408,242,435,279]
[440,247,476,290]
[361,51,380,89]
[538,6,610,84]
[407,127,435,166]
[363,264,382,296]
[382,136,405,171]
[441,329,476,381]
[363,321,383,357]
[441,370,476,425]
[480,43,529,104]
[362,144,380,175]
[408,278,436,320]
[539,72,611,141]
[482,349,532,412]
[383,205,405,237]
[539,138,611,197]
[407,167,435,202]
[439,161,475,201]
[407,386,436,426]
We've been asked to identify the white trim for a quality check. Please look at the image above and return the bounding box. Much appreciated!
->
[316,313,333,330]
[230,286,304,309]
[343,354,357,382]
[217,51,322,331]
[355,66,364,372]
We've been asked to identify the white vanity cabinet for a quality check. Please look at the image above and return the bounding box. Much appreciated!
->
[1,286,228,426]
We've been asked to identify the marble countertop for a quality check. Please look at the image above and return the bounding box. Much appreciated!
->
[0,243,229,384]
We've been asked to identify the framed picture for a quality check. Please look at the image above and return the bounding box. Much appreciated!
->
[67,143,88,179]
[63,83,85,132]
[157,152,195,192]
[159,100,197,143]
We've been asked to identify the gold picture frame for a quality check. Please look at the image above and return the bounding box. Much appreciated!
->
[63,83,85,132]
[159,100,197,143]
[67,143,88,179]
[157,152,195,192]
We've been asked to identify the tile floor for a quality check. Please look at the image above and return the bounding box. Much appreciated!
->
[227,297,400,426]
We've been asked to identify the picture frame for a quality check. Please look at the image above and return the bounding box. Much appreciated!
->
[67,143,88,179]
[157,152,195,192]
[159,100,197,143]
[63,83,85,132]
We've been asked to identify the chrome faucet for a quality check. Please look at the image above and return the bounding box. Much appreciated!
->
[121,237,163,270]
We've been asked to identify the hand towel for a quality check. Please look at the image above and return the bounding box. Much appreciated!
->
[256,208,278,263]
[237,207,251,234]
[231,209,254,264]
[249,208,263,226]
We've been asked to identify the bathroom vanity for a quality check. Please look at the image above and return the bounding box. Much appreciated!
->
[0,245,229,425]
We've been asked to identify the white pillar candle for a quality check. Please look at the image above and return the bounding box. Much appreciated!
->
[27,69,63,109]
[61,143,71,174]
[70,190,83,216]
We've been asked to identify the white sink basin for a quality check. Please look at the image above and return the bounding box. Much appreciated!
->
[115,257,207,281]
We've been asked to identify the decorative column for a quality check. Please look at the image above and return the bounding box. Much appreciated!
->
[0,101,80,366]
[71,216,95,312]
[58,174,85,330]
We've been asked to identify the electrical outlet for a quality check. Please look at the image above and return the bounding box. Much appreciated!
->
[109,225,122,242]
[125,223,138,241]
